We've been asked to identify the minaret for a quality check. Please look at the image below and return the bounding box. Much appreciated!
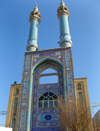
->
[57,0,72,48]
[26,4,41,51]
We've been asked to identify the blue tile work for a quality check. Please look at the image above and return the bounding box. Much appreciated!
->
[59,14,72,47]
[65,50,75,101]
[18,48,75,131]
[60,14,70,35]
[37,108,60,114]
[32,127,61,131]
[25,57,30,70]
[57,1,72,48]
[38,114,59,121]
[20,112,25,129]
[36,121,60,127]
[38,88,60,98]
[22,78,28,99]
[66,52,70,66]
[67,74,72,96]
[27,18,39,51]
[38,83,59,89]
[31,63,63,129]
[18,54,32,131]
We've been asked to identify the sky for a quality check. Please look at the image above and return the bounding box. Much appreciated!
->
[0,0,100,126]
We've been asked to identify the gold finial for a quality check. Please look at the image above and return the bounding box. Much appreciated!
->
[34,3,38,11]
[60,0,65,6]
[35,3,37,7]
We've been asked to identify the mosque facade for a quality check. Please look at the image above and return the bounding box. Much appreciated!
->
[5,1,93,131]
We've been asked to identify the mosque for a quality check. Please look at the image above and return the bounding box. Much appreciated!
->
[5,1,93,131]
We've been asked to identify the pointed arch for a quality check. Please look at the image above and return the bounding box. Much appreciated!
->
[39,68,58,84]
[27,58,65,131]
[33,57,63,71]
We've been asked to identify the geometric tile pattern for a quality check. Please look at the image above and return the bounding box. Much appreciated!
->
[31,127,61,131]
[18,47,75,131]
[31,62,63,129]
[37,108,60,114]
[38,83,59,89]
[60,13,72,44]
[27,17,39,50]
[38,114,59,121]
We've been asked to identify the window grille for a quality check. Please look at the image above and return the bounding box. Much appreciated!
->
[15,89,19,95]
[11,118,16,131]
[78,92,82,107]
[13,98,18,115]
[38,92,58,108]
[77,84,81,90]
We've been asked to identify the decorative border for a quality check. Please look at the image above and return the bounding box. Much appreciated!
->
[38,83,59,89]
[31,62,63,128]
[18,48,75,131]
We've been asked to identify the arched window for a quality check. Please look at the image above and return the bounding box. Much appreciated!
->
[11,118,16,131]
[39,68,58,84]
[13,98,18,116]
[38,92,58,108]
[77,84,81,90]
[78,92,82,107]
[15,89,19,95]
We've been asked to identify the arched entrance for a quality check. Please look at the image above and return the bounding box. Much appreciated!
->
[30,59,64,131]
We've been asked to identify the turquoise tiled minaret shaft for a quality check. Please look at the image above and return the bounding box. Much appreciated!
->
[26,4,41,51]
[57,0,72,48]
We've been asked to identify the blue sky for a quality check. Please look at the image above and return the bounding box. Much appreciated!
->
[0,0,100,126]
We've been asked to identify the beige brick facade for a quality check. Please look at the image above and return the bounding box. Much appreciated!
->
[74,78,93,131]
[5,83,21,131]
[5,78,93,131]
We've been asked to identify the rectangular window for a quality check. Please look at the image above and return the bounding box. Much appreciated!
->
[44,101,48,108]
[15,89,19,95]
[49,100,53,107]
[38,101,42,108]
[13,98,18,115]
